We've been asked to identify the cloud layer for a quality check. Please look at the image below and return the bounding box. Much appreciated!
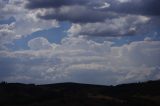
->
[25,0,160,37]
[0,0,160,85]
[26,0,160,16]
[0,37,160,85]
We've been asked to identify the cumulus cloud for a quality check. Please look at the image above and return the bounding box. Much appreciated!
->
[28,37,56,50]
[25,0,160,37]
[0,36,159,84]
[0,22,19,50]
[0,0,59,49]
[68,15,150,37]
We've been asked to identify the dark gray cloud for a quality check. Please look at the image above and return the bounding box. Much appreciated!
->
[37,6,114,23]
[109,0,160,16]
[26,0,89,9]
[26,0,160,22]
[26,0,116,23]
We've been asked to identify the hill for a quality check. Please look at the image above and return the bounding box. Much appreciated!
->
[0,80,160,106]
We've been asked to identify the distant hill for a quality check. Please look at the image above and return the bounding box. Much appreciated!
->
[0,80,160,106]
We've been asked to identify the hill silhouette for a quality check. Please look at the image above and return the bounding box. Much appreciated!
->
[0,80,160,106]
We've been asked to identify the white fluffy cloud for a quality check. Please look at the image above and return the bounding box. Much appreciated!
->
[0,22,19,49]
[0,36,159,85]
[68,15,150,37]
[0,0,59,48]
[28,37,55,50]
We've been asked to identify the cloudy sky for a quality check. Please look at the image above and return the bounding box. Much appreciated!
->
[0,0,160,85]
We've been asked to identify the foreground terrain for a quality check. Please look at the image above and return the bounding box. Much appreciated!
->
[0,80,160,106]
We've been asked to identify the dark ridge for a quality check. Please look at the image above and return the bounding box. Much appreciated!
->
[0,80,160,106]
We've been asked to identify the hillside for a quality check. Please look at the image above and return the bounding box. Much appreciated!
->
[0,80,160,106]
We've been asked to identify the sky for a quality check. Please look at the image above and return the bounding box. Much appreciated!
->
[0,0,160,85]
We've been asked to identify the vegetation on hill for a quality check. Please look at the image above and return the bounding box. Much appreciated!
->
[0,80,160,106]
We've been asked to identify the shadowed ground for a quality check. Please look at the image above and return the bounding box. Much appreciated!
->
[0,80,160,106]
